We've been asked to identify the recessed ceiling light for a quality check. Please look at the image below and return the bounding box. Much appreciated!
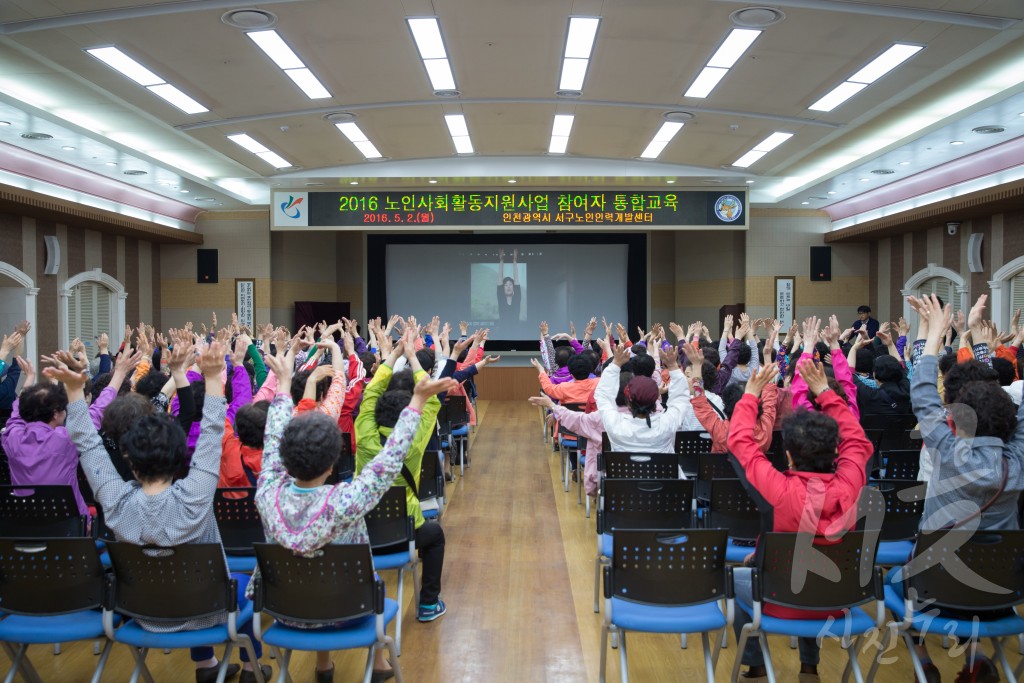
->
[349,180,359,185]
[666,179,676,184]
[898,161,911,166]
[105,161,117,166]
[61,145,75,150]
[640,121,684,159]
[801,201,810,205]
[507,179,517,184]
[335,122,382,159]
[87,47,209,113]
[808,43,921,112]
[745,179,755,184]
[179,189,190,193]
[428,179,438,184]
[558,17,601,91]
[732,131,793,167]
[407,17,459,92]
[0,121,10,126]
[444,114,474,154]
[859,177,870,182]
[247,30,332,99]
[950,140,965,145]
[827,191,837,195]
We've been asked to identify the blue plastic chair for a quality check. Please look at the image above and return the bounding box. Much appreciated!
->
[253,542,402,683]
[365,486,418,656]
[600,528,733,682]
[0,484,88,538]
[103,541,266,683]
[214,487,266,574]
[703,478,762,563]
[594,478,693,614]
[418,449,445,521]
[732,531,884,683]
[876,529,1024,683]
[857,480,925,566]
[0,537,116,683]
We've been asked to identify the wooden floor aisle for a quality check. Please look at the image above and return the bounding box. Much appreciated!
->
[18,400,1024,681]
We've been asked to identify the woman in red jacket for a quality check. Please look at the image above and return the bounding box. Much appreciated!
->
[727,360,875,682]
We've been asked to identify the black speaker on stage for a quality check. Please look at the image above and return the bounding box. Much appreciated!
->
[810,246,831,282]
[197,249,218,284]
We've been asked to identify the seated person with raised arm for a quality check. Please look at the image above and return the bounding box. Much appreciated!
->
[727,360,875,683]
[54,334,272,683]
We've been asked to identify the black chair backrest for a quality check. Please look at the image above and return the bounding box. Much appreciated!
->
[253,542,381,625]
[757,531,880,611]
[105,542,234,622]
[0,485,87,537]
[77,463,96,507]
[557,420,579,440]
[600,452,679,480]
[860,413,918,433]
[213,488,265,555]
[674,431,713,475]
[906,529,1024,612]
[418,450,442,501]
[696,452,733,500]
[0,537,104,615]
[0,446,10,486]
[600,478,693,532]
[881,450,920,481]
[365,486,413,550]
[436,404,452,438]
[325,432,355,485]
[562,402,585,413]
[707,479,761,541]
[444,395,469,425]
[601,432,611,453]
[577,435,588,453]
[767,431,788,472]
[858,480,926,542]
[610,528,729,606]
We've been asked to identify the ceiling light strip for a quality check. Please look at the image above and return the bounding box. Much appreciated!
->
[809,43,923,112]
[444,114,474,154]
[85,46,208,114]
[407,17,458,92]
[335,122,383,159]
[548,114,574,154]
[639,121,683,159]
[247,30,332,100]
[732,131,793,167]
[684,28,761,99]
[227,133,293,168]
[558,17,601,91]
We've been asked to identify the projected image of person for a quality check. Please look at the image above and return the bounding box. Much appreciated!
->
[496,248,523,327]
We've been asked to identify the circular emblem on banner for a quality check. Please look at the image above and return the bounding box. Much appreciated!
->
[714,194,742,222]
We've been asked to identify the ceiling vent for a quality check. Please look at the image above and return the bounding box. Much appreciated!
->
[123,169,147,176]
[323,112,356,123]
[221,9,278,29]
[556,89,582,98]
[434,89,461,98]
[972,125,1005,134]
[663,111,695,122]
[21,132,52,140]
[871,168,895,175]
[730,6,786,28]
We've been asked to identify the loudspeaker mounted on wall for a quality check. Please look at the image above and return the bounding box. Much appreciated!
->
[43,235,60,275]
[810,245,832,282]
[197,248,219,284]
[968,233,984,273]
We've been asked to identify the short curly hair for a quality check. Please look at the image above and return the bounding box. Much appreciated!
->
[721,382,747,420]
[359,351,378,377]
[120,413,188,482]
[568,354,591,381]
[944,360,998,406]
[701,360,718,389]
[387,369,415,393]
[629,353,656,379]
[235,400,269,449]
[92,372,131,398]
[873,355,905,384]
[415,349,436,374]
[278,411,342,481]
[134,371,169,400]
[101,393,154,442]
[992,357,1016,387]
[737,343,752,365]
[948,381,1018,442]
[18,383,69,424]
[855,348,877,375]
[554,346,573,369]
[375,389,412,429]
[290,369,330,405]
[781,408,840,473]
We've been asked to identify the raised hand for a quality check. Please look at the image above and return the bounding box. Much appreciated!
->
[0,331,24,359]
[15,356,35,385]
[230,337,248,366]
[265,344,296,388]
[539,321,549,337]
[967,294,988,333]
[166,341,193,374]
[745,363,779,397]
[680,341,704,368]
[42,355,88,392]
[14,320,29,336]
[669,322,685,342]
[530,357,545,374]
[659,345,678,371]
[801,316,821,345]
[584,317,598,338]
[527,394,555,410]
[796,359,829,396]
[410,376,460,412]
[477,355,501,369]
[199,339,226,378]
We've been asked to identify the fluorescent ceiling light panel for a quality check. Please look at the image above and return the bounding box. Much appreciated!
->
[353,140,382,159]
[335,122,368,142]
[848,44,923,84]
[552,114,575,137]
[452,136,474,154]
[444,114,469,137]
[407,18,447,59]
[640,121,683,159]
[733,150,767,168]
[423,59,456,90]
[86,47,162,86]
[146,84,208,114]
[548,136,569,154]
[808,81,868,111]
[564,17,600,59]
[284,68,331,99]
[246,30,304,70]
[706,29,761,69]
[685,66,728,98]
[559,58,589,91]
[255,150,292,168]
[227,133,269,154]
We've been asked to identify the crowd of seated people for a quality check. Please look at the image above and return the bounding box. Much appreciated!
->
[528,296,1024,682]
[0,312,495,683]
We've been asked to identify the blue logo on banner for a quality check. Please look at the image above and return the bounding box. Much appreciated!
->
[714,195,742,222]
